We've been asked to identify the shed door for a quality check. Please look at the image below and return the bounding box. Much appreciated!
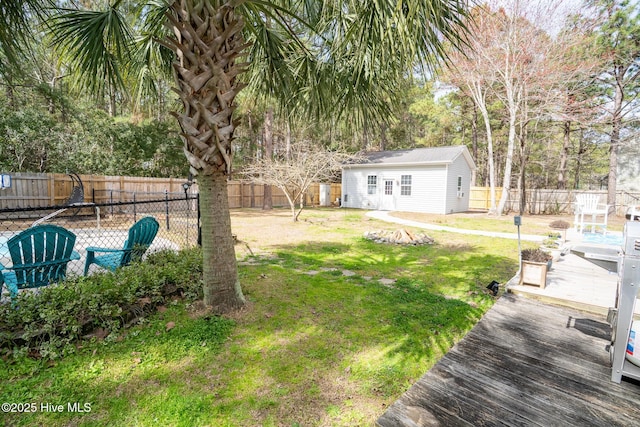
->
[381,179,394,210]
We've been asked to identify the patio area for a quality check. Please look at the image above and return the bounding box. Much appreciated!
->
[507,227,628,317]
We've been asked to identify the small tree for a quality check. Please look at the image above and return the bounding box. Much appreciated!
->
[243,144,358,221]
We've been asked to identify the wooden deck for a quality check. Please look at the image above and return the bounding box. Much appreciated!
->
[377,294,640,426]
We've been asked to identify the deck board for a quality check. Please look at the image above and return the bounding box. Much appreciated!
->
[377,294,640,427]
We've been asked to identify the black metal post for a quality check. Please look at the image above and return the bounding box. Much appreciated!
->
[165,189,170,231]
[197,192,202,247]
[184,187,189,246]
[133,192,137,222]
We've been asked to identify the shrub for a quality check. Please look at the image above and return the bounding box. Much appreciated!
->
[0,248,204,359]
[549,220,570,230]
[521,248,553,263]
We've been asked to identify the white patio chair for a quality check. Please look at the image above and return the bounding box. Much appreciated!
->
[574,194,609,234]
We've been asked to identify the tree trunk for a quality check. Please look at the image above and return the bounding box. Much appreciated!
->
[248,110,256,208]
[362,123,369,150]
[607,69,625,216]
[518,121,528,215]
[285,121,291,160]
[108,84,116,117]
[471,102,478,186]
[496,94,518,216]
[479,101,496,212]
[574,128,586,189]
[380,122,388,151]
[607,121,620,216]
[199,172,245,311]
[558,120,571,190]
[166,0,248,313]
[263,108,273,210]
[467,83,496,213]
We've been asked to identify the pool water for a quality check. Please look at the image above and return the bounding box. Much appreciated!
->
[582,232,624,246]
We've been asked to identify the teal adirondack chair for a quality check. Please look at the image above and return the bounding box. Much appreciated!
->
[83,217,159,275]
[0,225,80,300]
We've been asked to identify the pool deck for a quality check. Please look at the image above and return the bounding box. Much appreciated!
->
[507,228,626,316]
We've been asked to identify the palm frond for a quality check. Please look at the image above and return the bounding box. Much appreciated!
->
[0,0,53,75]
[48,3,134,98]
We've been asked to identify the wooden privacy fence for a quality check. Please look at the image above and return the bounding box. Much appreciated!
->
[7,173,637,215]
[226,181,341,209]
[469,186,640,216]
[0,172,342,210]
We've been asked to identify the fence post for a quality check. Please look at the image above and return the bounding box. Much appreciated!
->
[184,187,189,247]
[197,193,201,246]
[110,190,113,217]
[133,192,137,222]
[165,189,170,231]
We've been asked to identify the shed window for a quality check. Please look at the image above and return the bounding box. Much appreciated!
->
[367,175,377,195]
[400,175,412,196]
[457,176,463,198]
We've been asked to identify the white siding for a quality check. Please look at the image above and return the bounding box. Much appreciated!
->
[342,165,448,213]
[444,155,472,213]
[341,168,381,209]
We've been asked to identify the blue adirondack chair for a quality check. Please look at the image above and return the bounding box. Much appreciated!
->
[83,217,159,275]
[0,225,80,300]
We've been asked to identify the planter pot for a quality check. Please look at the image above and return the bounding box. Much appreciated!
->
[520,260,548,289]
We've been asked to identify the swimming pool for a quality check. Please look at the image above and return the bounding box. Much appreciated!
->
[582,232,624,247]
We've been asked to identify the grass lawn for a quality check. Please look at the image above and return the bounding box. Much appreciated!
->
[1,209,520,426]
[390,210,627,234]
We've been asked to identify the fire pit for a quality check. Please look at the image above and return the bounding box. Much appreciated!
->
[364,229,434,245]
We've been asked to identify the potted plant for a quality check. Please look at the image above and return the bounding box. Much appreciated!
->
[549,220,570,244]
[520,248,553,288]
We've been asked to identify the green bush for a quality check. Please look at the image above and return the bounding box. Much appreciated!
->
[0,248,204,359]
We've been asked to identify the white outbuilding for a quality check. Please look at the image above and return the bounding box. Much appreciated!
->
[341,145,475,214]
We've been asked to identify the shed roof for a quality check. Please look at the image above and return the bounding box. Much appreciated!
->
[344,145,476,170]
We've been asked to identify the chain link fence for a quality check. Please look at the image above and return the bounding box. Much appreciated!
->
[0,192,199,277]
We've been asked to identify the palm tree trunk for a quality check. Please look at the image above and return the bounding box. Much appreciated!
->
[165,0,249,313]
[199,171,245,311]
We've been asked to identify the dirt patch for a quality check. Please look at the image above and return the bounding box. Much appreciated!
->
[230,208,380,257]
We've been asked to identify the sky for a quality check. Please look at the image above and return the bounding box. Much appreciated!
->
[488,0,584,36]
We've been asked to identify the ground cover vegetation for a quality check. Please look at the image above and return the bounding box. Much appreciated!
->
[0,209,518,426]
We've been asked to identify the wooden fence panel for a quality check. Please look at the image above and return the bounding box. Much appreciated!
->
[470,187,640,216]
[0,172,328,213]
[469,186,503,210]
[0,173,51,209]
